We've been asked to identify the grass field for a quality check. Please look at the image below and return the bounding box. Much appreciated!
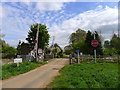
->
[49,63,119,88]
[2,61,47,80]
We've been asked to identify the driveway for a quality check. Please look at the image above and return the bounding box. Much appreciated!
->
[2,58,69,88]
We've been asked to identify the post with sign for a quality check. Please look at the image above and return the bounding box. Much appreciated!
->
[14,58,22,67]
[91,35,98,63]
[76,50,80,63]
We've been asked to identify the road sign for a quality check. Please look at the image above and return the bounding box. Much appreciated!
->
[91,40,98,47]
[38,48,42,54]
[76,50,80,53]
[34,40,37,43]
[14,58,22,63]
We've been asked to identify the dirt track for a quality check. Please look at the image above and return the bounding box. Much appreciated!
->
[2,58,69,88]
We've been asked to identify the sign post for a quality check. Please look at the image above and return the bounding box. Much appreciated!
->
[76,50,80,63]
[91,38,98,63]
[38,48,42,54]
[14,58,22,67]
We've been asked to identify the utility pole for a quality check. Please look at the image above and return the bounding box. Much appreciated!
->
[118,1,120,38]
[118,29,120,38]
[50,36,55,58]
[34,23,39,61]
[94,32,97,63]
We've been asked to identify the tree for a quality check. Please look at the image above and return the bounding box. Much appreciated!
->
[94,31,103,55]
[68,28,86,53]
[69,28,86,44]
[103,48,117,56]
[84,30,93,55]
[26,23,50,50]
[64,45,72,55]
[1,39,17,58]
[85,31,103,55]
[104,40,110,48]
[17,41,31,55]
[52,43,63,58]
[110,34,120,54]
[72,39,86,54]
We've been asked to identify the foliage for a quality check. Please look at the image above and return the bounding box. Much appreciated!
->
[2,61,47,80]
[52,43,63,58]
[66,28,86,54]
[49,63,119,88]
[103,34,120,55]
[64,45,72,55]
[110,34,120,54]
[17,41,31,55]
[66,29,103,55]
[1,39,17,58]
[104,40,110,48]
[69,28,86,44]
[85,31,103,55]
[26,23,50,50]
[103,48,117,56]
[72,40,86,54]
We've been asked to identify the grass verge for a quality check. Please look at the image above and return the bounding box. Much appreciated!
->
[49,63,119,88]
[2,61,47,80]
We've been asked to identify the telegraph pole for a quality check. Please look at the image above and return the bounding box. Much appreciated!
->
[118,1,120,38]
[94,32,97,63]
[50,36,55,58]
[34,23,39,61]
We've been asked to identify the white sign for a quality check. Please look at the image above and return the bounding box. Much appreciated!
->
[38,48,42,54]
[14,58,22,63]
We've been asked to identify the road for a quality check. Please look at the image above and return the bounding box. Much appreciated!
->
[2,58,69,88]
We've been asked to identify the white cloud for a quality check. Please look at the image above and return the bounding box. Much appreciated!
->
[36,2,64,11]
[1,0,119,2]
[49,6,118,47]
[0,3,3,19]
[5,39,28,47]
[1,0,76,2]
[2,2,118,48]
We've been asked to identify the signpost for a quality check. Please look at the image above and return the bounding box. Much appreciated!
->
[14,58,22,67]
[38,48,42,54]
[76,50,80,63]
[91,40,98,47]
[91,39,98,63]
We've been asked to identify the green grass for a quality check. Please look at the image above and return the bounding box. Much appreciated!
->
[49,63,119,88]
[2,61,47,80]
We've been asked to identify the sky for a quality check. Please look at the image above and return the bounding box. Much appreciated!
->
[0,0,119,48]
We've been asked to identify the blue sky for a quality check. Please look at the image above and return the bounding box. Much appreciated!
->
[0,1,118,48]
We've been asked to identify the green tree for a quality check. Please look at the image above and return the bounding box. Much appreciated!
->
[84,30,93,55]
[69,28,86,44]
[26,23,50,50]
[94,31,103,55]
[1,39,17,58]
[85,31,103,55]
[69,28,86,53]
[52,43,63,58]
[110,34,120,54]
[17,41,31,55]
[103,48,117,56]
[64,45,72,55]
[72,40,86,54]
[104,40,110,48]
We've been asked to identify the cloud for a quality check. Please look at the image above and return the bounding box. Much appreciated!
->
[1,0,76,2]
[2,2,118,48]
[5,39,28,48]
[49,6,118,47]
[36,2,64,11]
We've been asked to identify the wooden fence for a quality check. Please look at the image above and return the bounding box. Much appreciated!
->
[79,55,120,63]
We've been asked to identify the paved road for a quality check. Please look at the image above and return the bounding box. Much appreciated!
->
[2,58,69,88]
